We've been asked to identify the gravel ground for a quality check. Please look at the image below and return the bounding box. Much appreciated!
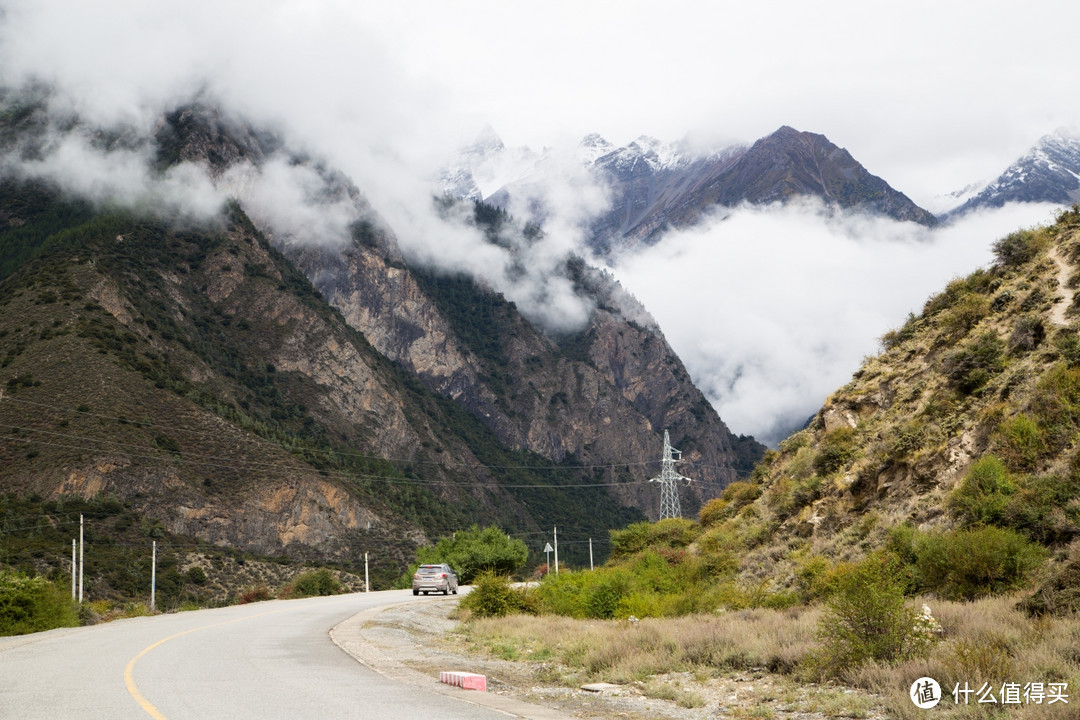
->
[344,597,890,720]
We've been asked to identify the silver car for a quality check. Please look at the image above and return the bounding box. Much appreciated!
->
[412,563,459,595]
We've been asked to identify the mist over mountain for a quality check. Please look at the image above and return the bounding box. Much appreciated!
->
[441,125,939,257]
[0,87,765,585]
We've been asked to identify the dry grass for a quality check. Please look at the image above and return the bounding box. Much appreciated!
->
[463,595,1080,718]
[464,606,820,686]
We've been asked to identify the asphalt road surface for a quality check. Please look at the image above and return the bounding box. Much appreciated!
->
[0,589,514,720]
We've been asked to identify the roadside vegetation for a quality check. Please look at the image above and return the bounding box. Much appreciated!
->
[453,208,1080,718]
[0,493,361,636]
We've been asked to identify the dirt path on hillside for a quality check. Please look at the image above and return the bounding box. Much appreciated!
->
[1048,244,1075,326]
[333,598,888,720]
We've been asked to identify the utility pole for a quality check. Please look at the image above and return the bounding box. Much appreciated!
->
[150,541,156,612]
[78,514,84,603]
[553,526,559,574]
[71,539,76,599]
[589,538,594,571]
[649,430,694,520]
[364,552,370,593]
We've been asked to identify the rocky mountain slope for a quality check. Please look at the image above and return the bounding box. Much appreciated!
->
[441,125,938,256]
[590,126,937,252]
[0,95,762,584]
[723,205,1080,595]
[946,129,1080,218]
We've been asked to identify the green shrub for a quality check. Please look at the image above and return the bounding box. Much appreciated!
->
[1029,364,1080,453]
[0,569,80,636]
[993,416,1046,472]
[584,568,633,619]
[534,570,590,617]
[1053,330,1080,367]
[941,294,990,339]
[1003,473,1080,544]
[412,525,528,584]
[284,568,340,598]
[699,482,761,527]
[911,526,1046,600]
[813,427,857,476]
[459,571,534,617]
[697,498,729,528]
[950,455,1015,526]
[943,331,1005,394]
[992,229,1045,267]
[609,518,699,560]
[810,556,927,678]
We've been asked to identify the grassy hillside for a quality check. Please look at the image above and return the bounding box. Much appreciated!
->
[454,207,1080,717]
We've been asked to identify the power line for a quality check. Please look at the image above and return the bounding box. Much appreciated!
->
[0,396,672,471]
[0,431,652,489]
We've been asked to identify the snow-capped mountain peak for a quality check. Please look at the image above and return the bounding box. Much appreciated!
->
[946,128,1080,218]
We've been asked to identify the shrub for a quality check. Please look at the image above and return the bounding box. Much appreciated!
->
[992,229,1045,267]
[1021,544,1080,616]
[609,518,699,560]
[699,482,761,527]
[459,571,533,618]
[413,525,528,584]
[584,568,633,619]
[1029,364,1080,453]
[949,455,1015,526]
[237,585,273,604]
[1003,473,1080,544]
[1008,313,1045,353]
[911,526,1046,600]
[993,416,1046,472]
[810,556,928,678]
[283,568,340,598]
[813,427,858,476]
[943,331,1005,394]
[880,312,918,350]
[697,498,729,528]
[0,569,80,636]
[1054,329,1080,367]
[941,294,990,339]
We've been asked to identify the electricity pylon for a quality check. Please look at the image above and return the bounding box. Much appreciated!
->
[649,429,693,520]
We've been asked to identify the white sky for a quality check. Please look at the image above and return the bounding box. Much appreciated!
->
[2,0,1079,444]
[3,0,1079,203]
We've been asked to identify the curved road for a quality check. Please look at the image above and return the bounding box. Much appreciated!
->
[0,590,513,720]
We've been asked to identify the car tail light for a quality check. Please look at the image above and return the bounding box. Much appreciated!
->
[413,573,421,579]
[441,573,447,578]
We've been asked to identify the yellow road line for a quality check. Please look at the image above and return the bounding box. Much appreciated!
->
[123,605,296,719]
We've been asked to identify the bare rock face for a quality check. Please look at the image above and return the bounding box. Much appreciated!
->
[286,226,762,519]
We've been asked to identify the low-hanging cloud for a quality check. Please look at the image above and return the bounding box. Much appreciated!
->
[0,116,226,220]
[605,199,1065,446]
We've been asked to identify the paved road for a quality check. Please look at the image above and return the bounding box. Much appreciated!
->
[0,589,512,720]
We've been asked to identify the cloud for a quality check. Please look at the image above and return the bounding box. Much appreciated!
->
[2,0,1078,439]
[605,199,1064,445]
[1,119,225,220]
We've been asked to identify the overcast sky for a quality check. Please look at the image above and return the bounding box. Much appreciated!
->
[2,0,1079,444]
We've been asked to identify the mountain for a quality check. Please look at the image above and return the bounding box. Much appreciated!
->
[722,206,1080,604]
[441,126,938,256]
[946,129,1080,218]
[0,96,763,592]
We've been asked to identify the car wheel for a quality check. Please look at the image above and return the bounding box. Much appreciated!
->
[423,591,428,595]
[443,586,449,595]
[412,589,419,596]
[452,588,457,595]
